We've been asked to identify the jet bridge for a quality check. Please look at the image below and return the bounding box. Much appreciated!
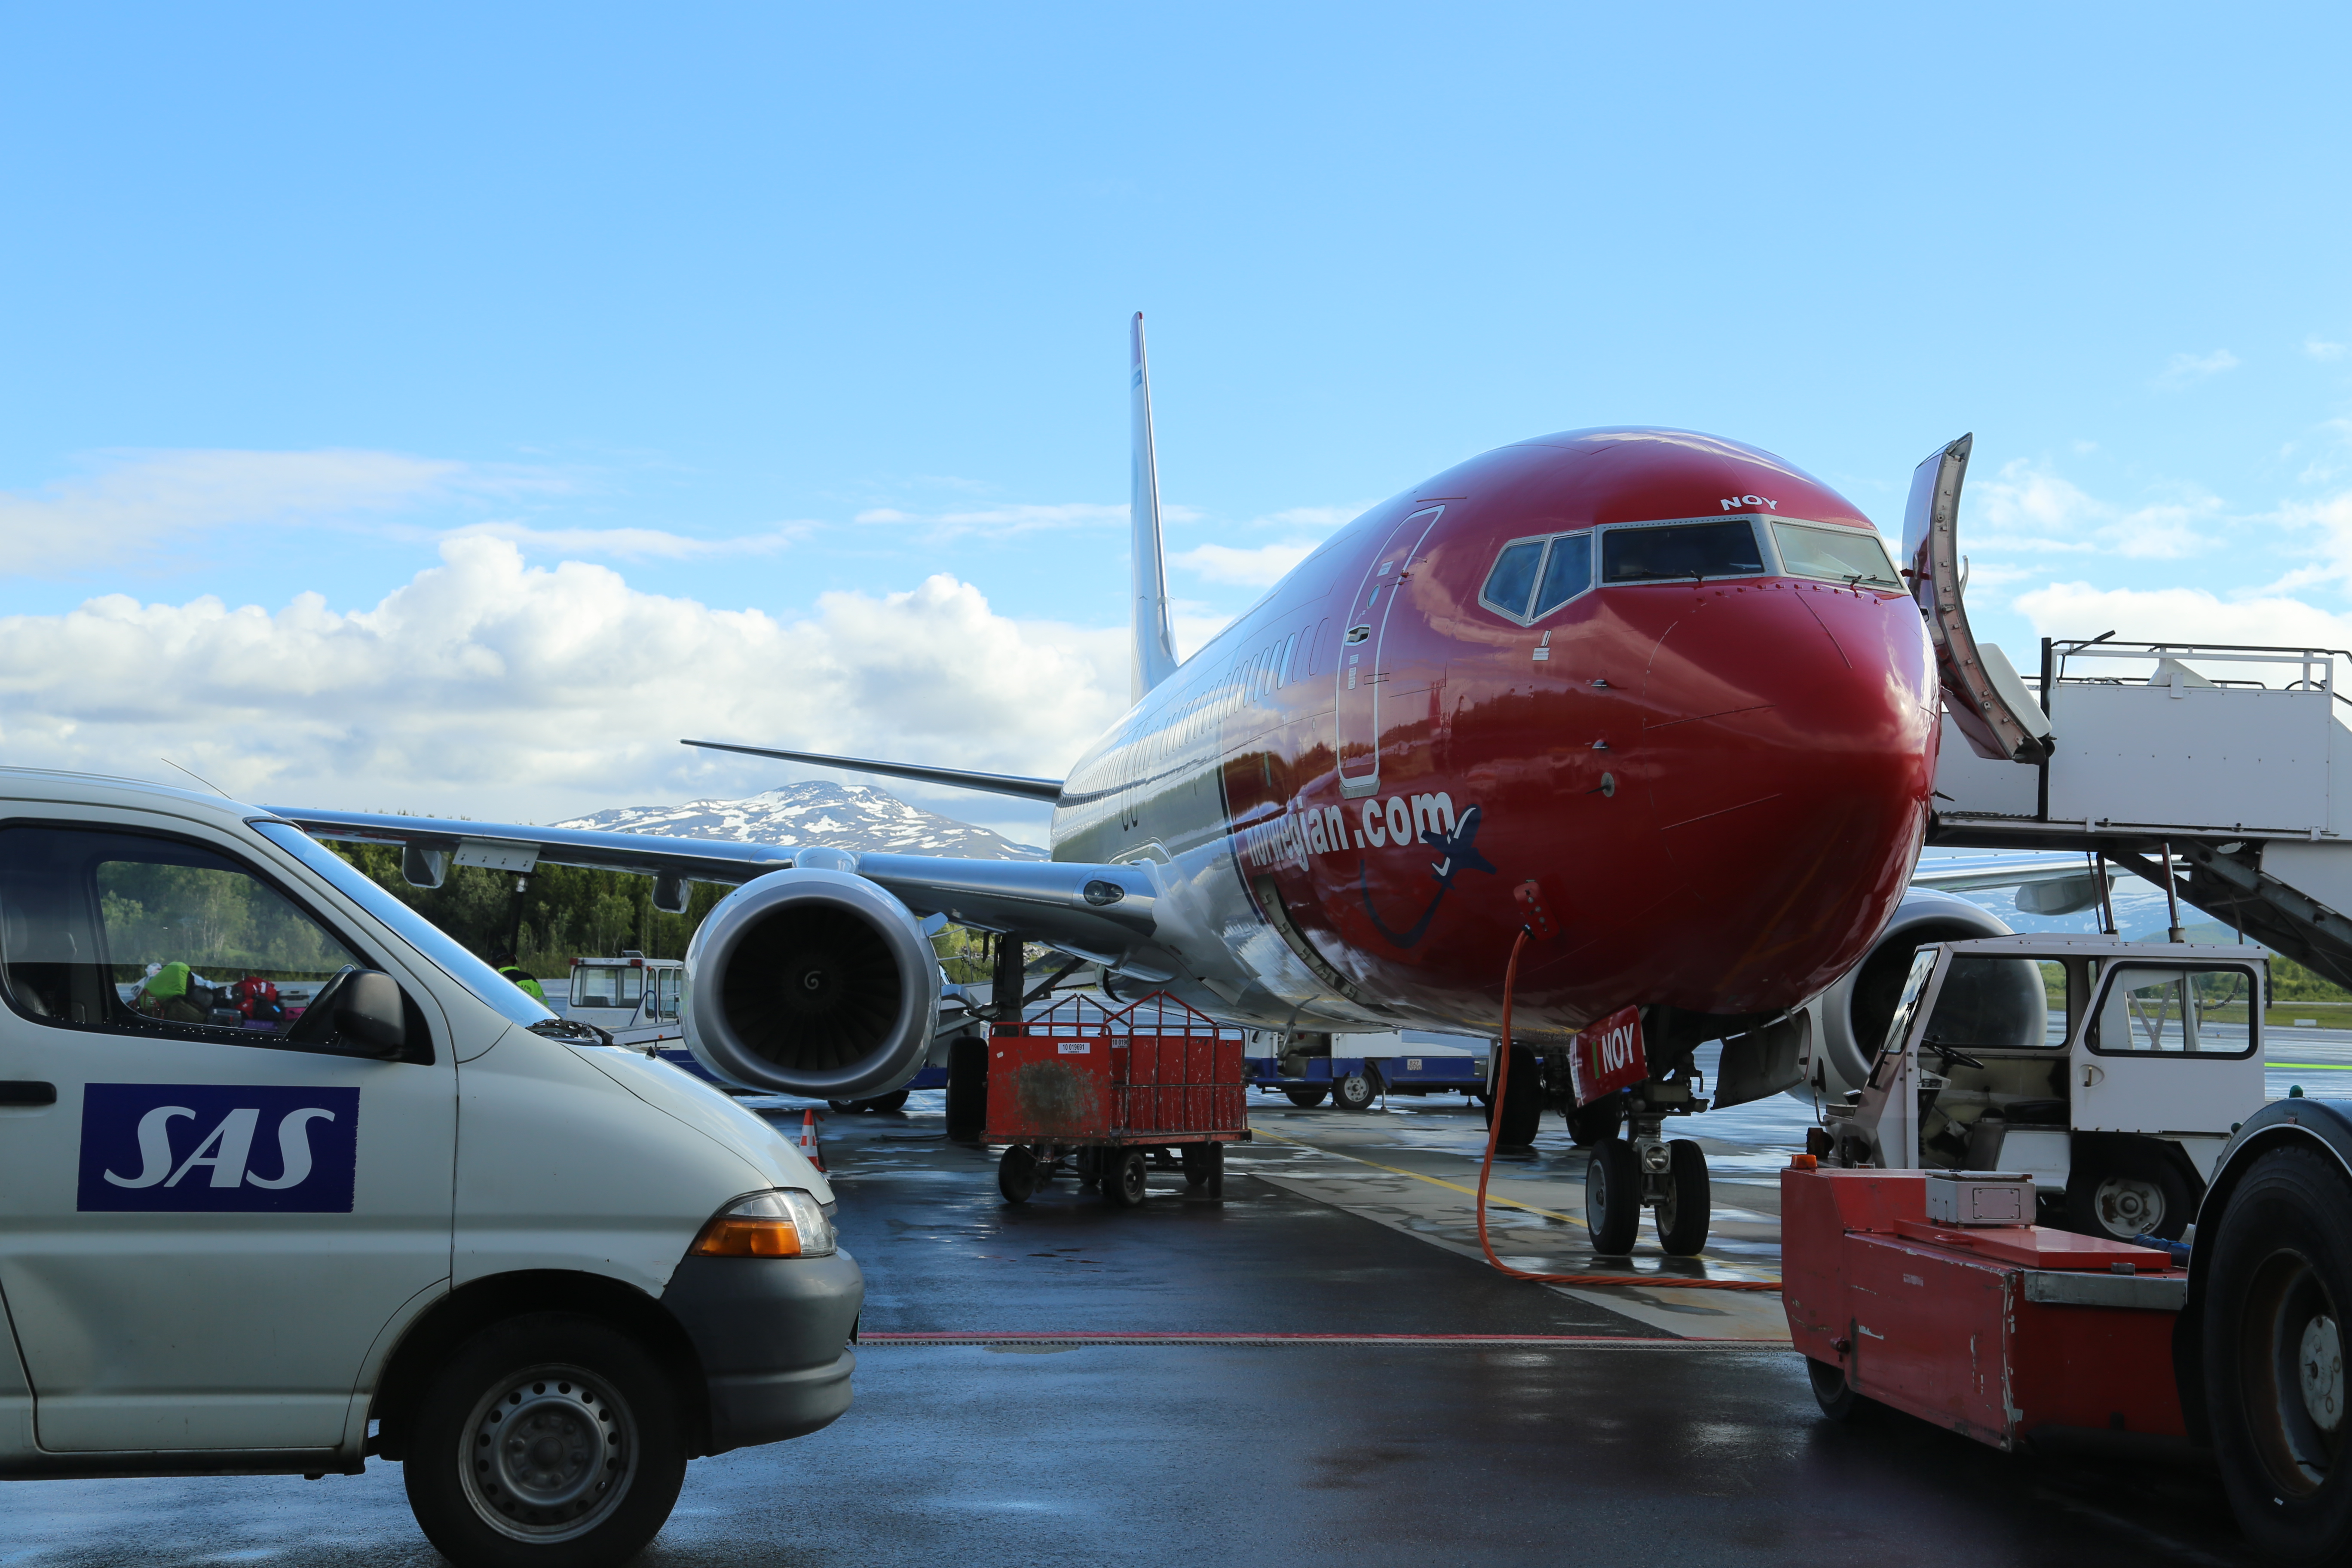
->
[1905,436,2352,986]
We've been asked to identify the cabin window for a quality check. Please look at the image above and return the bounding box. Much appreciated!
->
[1480,541,1545,619]
[1601,520,1767,584]
[1774,521,1902,589]
[1531,533,1593,619]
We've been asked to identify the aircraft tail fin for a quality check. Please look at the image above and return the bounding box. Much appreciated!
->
[1130,312,1179,703]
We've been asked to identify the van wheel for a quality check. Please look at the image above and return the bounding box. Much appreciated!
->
[2203,1147,2352,1565]
[404,1314,686,1568]
[1332,1073,1378,1112]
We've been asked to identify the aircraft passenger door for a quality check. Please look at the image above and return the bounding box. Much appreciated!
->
[0,817,455,1454]
[1904,435,2053,765]
[1335,506,1443,799]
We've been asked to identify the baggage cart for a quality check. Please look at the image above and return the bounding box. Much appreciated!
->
[986,992,1249,1207]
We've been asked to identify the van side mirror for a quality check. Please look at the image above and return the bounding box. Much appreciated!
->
[334,970,408,1055]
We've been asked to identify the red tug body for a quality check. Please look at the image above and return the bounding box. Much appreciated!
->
[1782,1165,2189,1449]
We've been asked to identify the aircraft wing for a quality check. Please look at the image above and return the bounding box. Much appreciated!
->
[266,805,1163,968]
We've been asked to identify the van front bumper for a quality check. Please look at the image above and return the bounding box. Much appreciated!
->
[660,1248,864,1455]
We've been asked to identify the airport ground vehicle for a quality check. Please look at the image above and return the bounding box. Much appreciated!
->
[1244,1029,1490,1111]
[0,771,861,1568]
[563,952,683,1047]
[1818,934,2268,1240]
[1787,1094,2352,1565]
[987,993,1248,1207]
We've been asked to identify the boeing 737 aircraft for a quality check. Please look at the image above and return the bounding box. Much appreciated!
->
[281,315,1979,1253]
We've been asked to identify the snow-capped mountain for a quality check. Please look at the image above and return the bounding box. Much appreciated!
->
[553,781,1047,861]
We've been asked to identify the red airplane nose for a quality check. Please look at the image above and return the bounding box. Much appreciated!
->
[1626,579,1939,1012]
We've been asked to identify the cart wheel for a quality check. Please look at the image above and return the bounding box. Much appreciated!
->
[1655,1139,1710,1256]
[998,1145,1040,1204]
[1205,1143,1225,1203]
[1182,1145,1211,1188]
[1105,1148,1148,1208]
[1332,1073,1377,1113]
[1807,1357,1863,1422]
[1566,1095,1622,1148]
[1585,1139,1641,1256]
[1283,1087,1329,1109]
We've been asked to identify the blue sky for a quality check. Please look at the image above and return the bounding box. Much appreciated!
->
[3,5,2350,839]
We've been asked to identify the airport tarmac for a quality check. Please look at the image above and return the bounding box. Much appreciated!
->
[15,1037,2345,1566]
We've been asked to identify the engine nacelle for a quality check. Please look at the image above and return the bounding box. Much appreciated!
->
[1798,888,2016,1101]
[681,866,941,1099]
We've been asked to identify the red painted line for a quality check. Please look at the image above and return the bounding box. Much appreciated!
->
[856,1331,1775,1347]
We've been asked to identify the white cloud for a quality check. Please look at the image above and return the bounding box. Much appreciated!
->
[2156,349,2240,389]
[0,539,1129,824]
[438,520,812,561]
[1173,539,1320,585]
[0,449,558,574]
[852,501,1126,539]
[1966,458,2221,558]
[2308,339,2347,361]
[2015,583,2352,680]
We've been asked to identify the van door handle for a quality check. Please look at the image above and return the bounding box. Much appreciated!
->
[0,1081,57,1106]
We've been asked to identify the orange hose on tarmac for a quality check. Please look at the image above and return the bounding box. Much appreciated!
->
[1474,927,1782,1293]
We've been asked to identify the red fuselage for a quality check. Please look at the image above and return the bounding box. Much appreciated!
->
[1054,428,1940,1040]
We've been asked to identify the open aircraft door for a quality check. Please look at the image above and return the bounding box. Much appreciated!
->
[1905,434,2055,764]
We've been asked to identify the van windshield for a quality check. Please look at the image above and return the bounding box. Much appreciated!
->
[251,821,553,1027]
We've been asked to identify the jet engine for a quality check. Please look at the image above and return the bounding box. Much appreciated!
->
[1798,888,2015,1101]
[681,863,941,1100]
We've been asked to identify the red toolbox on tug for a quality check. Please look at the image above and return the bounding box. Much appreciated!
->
[985,991,1249,1208]
[1781,1164,2190,1449]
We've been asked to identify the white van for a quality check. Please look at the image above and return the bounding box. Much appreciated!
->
[0,771,861,1566]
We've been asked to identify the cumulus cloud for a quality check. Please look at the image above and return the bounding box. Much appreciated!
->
[2015,583,2352,684]
[0,539,1129,823]
[0,449,560,574]
[2156,349,2240,389]
[2309,339,2347,362]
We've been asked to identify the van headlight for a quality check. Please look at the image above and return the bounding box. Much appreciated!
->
[689,1189,836,1258]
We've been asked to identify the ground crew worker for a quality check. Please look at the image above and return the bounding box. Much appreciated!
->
[490,948,545,1002]
[136,961,210,1023]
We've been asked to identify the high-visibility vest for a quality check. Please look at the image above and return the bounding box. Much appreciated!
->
[498,966,547,1002]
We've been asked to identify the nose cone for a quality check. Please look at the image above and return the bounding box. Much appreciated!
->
[1633,580,1939,1012]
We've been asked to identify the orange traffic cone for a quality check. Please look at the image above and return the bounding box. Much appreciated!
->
[796,1108,825,1172]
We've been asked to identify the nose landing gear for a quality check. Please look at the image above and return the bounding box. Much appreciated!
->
[1586,1121,1711,1258]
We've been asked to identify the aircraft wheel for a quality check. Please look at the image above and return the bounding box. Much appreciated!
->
[1585,1139,1642,1256]
[827,1099,861,1114]
[1655,1139,1711,1256]
[866,1088,911,1113]
[2067,1141,2192,1241]
[1807,1357,1863,1422]
[998,1145,1040,1204]
[2202,1146,2352,1565]
[1332,1073,1378,1112]
[945,1035,988,1143]
[1495,1046,1540,1147]
[1283,1087,1329,1109]
[1566,1095,1622,1147]
[1105,1148,1149,1208]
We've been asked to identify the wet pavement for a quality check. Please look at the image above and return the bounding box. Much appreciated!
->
[1,1057,2311,1566]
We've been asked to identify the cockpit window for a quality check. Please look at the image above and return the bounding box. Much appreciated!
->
[1480,541,1544,619]
[1774,521,1902,589]
[1601,520,1767,584]
[1531,533,1592,618]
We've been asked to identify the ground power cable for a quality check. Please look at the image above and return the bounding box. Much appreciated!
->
[1474,926,1783,1293]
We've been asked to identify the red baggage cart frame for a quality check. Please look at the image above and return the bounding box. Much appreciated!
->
[984,991,1250,1207]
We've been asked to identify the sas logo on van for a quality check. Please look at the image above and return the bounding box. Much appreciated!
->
[77,1084,360,1214]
